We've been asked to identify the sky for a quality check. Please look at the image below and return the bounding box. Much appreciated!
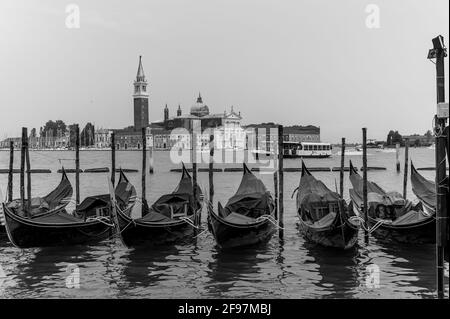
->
[0,0,448,143]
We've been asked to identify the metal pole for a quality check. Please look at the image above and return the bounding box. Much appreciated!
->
[278,125,284,239]
[340,137,346,197]
[7,141,14,202]
[403,139,409,199]
[362,128,369,243]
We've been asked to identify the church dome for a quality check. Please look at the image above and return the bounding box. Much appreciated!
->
[190,93,209,117]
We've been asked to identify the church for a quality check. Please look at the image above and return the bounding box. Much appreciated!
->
[106,56,244,150]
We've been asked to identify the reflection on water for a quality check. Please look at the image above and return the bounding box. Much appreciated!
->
[0,148,448,298]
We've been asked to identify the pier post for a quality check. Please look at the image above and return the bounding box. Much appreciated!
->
[395,143,400,173]
[111,132,115,186]
[340,138,346,198]
[273,171,278,220]
[20,128,26,216]
[362,128,369,244]
[75,124,80,205]
[192,120,199,228]
[428,35,448,299]
[277,125,284,239]
[209,134,214,204]
[7,141,14,202]
[255,128,259,161]
[141,127,147,216]
[25,133,31,215]
[403,139,409,199]
[149,146,154,174]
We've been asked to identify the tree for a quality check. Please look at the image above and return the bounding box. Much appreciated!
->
[42,120,67,137]
[80,122,95,147]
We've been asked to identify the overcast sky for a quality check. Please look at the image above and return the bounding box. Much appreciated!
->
[0,0,448,143]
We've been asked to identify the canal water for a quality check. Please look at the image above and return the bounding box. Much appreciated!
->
[0,147,448,298]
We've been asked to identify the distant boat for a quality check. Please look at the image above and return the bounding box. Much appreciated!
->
[283,142,332,158]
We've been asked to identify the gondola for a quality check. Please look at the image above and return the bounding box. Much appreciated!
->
[348,160,434,244]
[410,162,436,216]
[1,169,136,248]
[296,161,359,249]
[113,164,202,247]
[207,163,276,249]
[0,169,73,236]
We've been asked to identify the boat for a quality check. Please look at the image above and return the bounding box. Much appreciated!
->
[283,142,332,158]
[1,169,137,248]
[0,170,73,236]
[296,161,360,249]
[410,162,436,216]
[348,161,435,244]
[114,163,202,247]
[207,163,276,249]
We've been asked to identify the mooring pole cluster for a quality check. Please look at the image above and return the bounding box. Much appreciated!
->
[428,35,448,300]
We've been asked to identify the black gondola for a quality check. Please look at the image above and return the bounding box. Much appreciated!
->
[348,160,434,244]
[207,163,276,249]
[0,170,73,235]
[1,169,136,248]
[410,162,436,216]
[114,164,202,247]
[296,161,360,249]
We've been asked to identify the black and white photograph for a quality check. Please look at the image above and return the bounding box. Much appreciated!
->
[0,0,449,306]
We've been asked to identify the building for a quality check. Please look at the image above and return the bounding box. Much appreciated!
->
[94,128,113,148]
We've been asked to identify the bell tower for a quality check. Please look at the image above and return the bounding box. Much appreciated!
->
[133,55,149,131]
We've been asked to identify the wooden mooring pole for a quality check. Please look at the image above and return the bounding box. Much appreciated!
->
[395,143,400,173]
[209,134,214,204]
[278,125,284,239]
[7,141,14,202]
[192,121,199,229]
[111,132,116,186]
[428,35,448,299]
[362,128,369,244]
[273,171,278,220]
[75,124,80,205]
[20,128,26,215]
[25,133,31,215]
[340,138,345,197]
[403,139,409,199]
[141,127,147,216]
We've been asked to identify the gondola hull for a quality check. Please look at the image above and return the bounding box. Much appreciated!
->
[350,201,435,244]
[207,209,276,249]
[2,204,112,248]
[297,213,359,249]
[116,210,196,246]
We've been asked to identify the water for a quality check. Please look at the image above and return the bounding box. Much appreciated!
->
[0,147,448,298]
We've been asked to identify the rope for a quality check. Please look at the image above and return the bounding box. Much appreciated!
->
[348,215,386,234]
[179,216,200,229]
[256,214,284,229]
[85,216,114,227]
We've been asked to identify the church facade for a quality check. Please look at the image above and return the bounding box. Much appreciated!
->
[96,56,245,150]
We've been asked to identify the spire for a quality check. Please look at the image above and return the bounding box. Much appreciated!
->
[177,104,182,116]
[136,55,145,82]
[197,92,203,104]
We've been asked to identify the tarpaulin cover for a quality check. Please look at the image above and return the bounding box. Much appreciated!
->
[411,163,436,209]
[222,164,273,219]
